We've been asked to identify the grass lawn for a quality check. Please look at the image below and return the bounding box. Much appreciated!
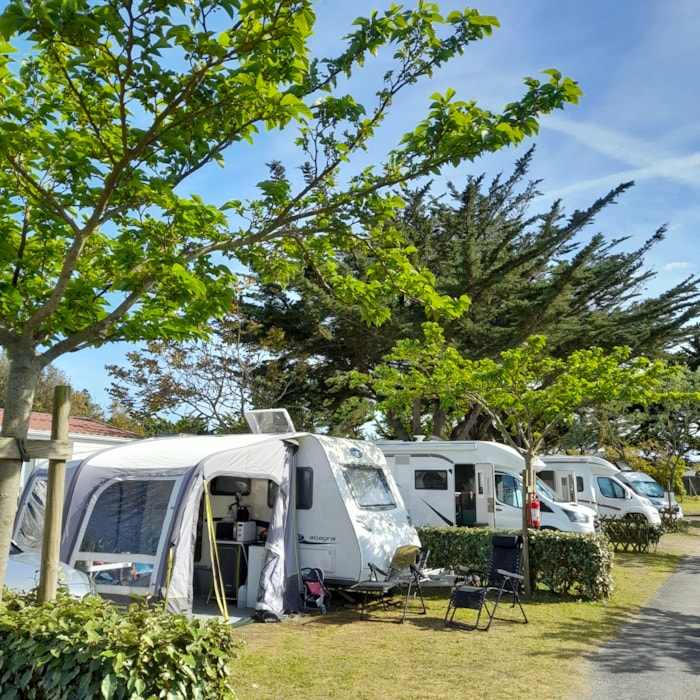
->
[680,493,700,516]
[229,520,700,700]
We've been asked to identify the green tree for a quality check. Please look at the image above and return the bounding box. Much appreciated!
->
[619,367,700,501]
[244,149,700,437]
[0,0,581,594]
[106,282,314,434]
[557,366,700,500]
[352,323,674,590]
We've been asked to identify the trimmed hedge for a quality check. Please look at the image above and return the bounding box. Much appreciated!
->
[417,526,614,600]
[529,530,614,599]
[0,590,242,699]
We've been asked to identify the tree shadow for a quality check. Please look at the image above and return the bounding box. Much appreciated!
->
[528,556,700,674]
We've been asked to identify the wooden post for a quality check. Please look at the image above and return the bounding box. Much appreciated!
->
[38,386,71,602]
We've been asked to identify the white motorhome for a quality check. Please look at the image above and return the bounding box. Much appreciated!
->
[375,440,597,533]
[616,470,683,517]
[14,410,419,618]
[540,455,662,524]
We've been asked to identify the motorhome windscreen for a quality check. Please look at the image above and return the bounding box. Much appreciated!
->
[74,478,178,589]
[342,464,396,509]
[623,474,665,498]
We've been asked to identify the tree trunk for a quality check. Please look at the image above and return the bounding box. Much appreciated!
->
[412,398,422,437]
[521,452,536,596]
[386,411,410,440]
[0,355,42,602]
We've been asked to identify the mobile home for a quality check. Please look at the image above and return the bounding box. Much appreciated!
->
[16,410,419,618]
[540,455,662,524]
[376,440,597,533]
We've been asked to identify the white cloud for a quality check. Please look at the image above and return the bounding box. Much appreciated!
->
[665,262,693,271]
[543,115,700,185]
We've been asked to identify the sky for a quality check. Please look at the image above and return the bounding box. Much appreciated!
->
[53,0,700,411]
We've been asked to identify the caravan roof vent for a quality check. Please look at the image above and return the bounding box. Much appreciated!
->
[245,409,296,434]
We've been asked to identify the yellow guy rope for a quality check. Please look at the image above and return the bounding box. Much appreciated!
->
[204,477,229,621]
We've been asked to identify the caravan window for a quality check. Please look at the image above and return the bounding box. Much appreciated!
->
[342,464,396,509]
[210,476,251,496]
[296,467,313,510]
[415,470,448,490]
[266,468,314,510]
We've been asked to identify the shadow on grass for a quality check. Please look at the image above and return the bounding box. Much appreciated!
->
[472,554,700,675]
[686,518,700,533]
[309,551,695,641]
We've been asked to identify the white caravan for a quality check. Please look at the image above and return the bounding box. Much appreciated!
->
[15,410,419,617]
[539,455,662,524]
[375,440,597,533]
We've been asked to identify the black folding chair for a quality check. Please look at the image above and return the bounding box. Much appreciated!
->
[445,534,528,631]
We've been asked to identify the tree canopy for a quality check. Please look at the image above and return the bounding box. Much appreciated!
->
[239,149,700,436]
[350,323,674,444]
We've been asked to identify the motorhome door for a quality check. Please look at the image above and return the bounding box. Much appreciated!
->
[454,463,494,528]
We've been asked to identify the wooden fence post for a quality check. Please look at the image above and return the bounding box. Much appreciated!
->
[38,386,71,602]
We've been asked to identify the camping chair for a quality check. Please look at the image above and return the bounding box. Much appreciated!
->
[444,534,528,631]
[350,544,429,623]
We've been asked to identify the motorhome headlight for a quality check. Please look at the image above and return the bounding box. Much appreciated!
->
[640,497,653,507]
[563,508,589,523]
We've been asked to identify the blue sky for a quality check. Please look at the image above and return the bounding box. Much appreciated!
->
[54,0,700,410]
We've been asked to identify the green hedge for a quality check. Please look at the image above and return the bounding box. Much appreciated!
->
[0,591,242,699]
[417,526,614,600]
[529,530,614,599]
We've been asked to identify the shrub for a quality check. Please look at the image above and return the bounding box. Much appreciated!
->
[528,530,614,599]
[417,526,614,600]
[0,590,242,699]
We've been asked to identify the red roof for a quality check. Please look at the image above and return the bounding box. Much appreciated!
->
[0,409,141,439]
